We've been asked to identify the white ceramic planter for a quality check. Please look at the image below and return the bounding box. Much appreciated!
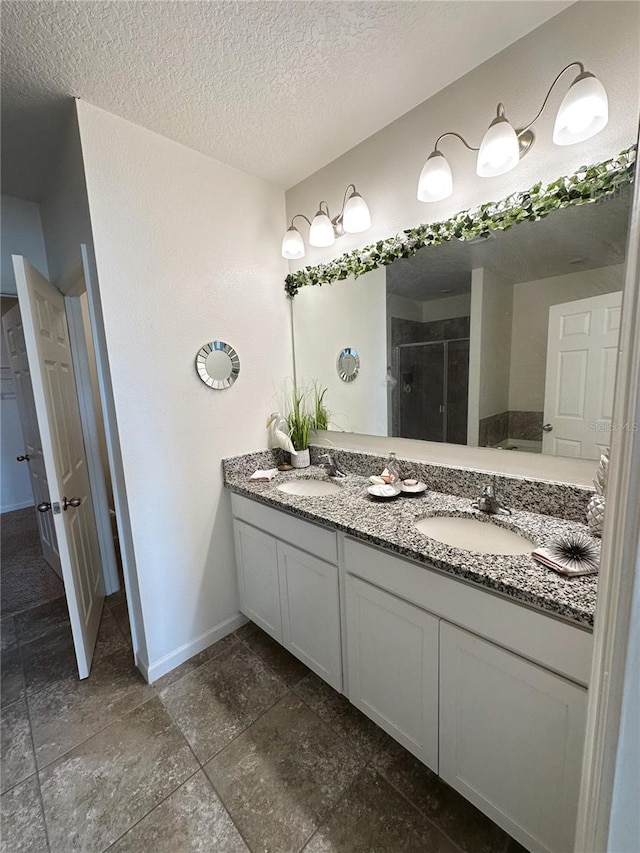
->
[290,448,310,468]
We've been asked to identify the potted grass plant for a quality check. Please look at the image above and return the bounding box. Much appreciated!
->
[281,380,330,468]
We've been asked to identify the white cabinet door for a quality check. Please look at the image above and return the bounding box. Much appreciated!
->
[345,574,439,771]
[234,520,282,642]
[439,622,587,853]
[277,542,341,691]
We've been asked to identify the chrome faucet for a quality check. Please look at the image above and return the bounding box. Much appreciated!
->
[320,453,347,478]
[472,483,511,515]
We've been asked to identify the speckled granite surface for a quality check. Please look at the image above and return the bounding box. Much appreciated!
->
[223,451,598,629]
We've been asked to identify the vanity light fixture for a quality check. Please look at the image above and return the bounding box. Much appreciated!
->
[417,61,608,202]
[281,184,371,259]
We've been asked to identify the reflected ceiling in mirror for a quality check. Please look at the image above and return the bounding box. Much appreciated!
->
[292,185,632,461]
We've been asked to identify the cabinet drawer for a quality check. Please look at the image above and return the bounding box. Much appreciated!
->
[231,493,338,564]
[344,537,593,686]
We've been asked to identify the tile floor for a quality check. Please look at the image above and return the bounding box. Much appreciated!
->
[1,589,527,853]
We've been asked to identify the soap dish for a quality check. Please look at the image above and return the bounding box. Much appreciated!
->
[400,481,428,495]
[367,484,402,500]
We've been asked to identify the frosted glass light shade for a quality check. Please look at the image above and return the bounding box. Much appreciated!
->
[281,226,305,260]
[477,116,520,177]
[553,72,608,145]
[417,150,453,202]
[309,211,335,247]
[343,192,371,233]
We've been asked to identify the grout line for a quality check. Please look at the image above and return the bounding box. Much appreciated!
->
[101,766,204,852]
[200,765,256,853]
[32,690,159,774]
[22,687,52,852]
[296,765,367,853]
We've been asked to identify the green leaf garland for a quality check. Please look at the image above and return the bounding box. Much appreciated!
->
[285,146,636,298]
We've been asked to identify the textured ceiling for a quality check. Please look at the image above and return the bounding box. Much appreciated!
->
[1,1,571,201]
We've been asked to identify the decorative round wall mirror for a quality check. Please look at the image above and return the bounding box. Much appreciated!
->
[196,341,240,389]
[337,347,360,382]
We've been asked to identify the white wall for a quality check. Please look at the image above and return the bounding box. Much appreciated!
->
[1,195,49,294]
[293,269,387,435]
[509,264,625,411]
[76,101,292,680]
[286,2,639,270]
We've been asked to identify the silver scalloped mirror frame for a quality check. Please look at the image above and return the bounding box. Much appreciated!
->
[337,347,360,382]
[196,340,240,389]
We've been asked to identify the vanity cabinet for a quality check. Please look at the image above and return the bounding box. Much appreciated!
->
[230,492,592,853]
[345,573,439,771]
[234,519,282,641]
[439,622,587,853]
[232,495,342,690]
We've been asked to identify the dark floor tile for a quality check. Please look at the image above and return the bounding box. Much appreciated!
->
[239,624,310,686]
[20,609,128,696]
[14,597,69,645]
[108,600,132,645]
[233,620,260,641]
[109,770,248,852]
[159,641,287,763]
[39,696,198,853]
[293,673,386,760]
[105,588,126,607]
[372,734,510,853]
[303,766,458,853]
[28,644,154,768]
[0,774,48,852]
[0,615,17,652]
[0,698,35,793]
[505,841,529,853]
[1,645,24,707]
[204,693,365,853]
[153,634,238,691]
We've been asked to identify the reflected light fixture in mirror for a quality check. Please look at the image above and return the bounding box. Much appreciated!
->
[282,184,371,259]
[417,61,609,202]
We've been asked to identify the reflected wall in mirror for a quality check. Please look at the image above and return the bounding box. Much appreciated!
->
[293,185,631,460]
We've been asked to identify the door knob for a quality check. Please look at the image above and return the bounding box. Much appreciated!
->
[17,454,30,462]
[542,423,553,432]
[62,496,82,511]
[37,502,51,513]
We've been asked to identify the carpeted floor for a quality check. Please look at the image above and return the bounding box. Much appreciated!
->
[1,507,65,615]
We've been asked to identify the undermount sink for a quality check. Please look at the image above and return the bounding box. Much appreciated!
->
[415,515,534,555]
[277,479,343,497]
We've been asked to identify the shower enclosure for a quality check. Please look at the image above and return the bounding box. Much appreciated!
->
[393,338,470,444]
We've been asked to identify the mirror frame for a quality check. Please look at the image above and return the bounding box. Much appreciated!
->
[195,340,240,389]
[337,347,360,382]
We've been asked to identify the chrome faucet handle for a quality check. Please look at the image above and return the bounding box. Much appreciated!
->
[320,452,347,478]
[473,483,511,515]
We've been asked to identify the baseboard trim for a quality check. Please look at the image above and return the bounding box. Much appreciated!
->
[1,499,35,514]
[145,612,249,684]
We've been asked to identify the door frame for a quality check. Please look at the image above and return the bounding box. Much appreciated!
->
[574,155,640,847]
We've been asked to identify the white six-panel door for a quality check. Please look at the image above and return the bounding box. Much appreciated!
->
[2,303,62,576]
[543,291,623,458]
[13,256,104,678]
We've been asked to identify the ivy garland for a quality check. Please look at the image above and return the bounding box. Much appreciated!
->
[284,146,636,298]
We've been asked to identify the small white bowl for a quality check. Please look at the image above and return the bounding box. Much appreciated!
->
[400,481,428,494]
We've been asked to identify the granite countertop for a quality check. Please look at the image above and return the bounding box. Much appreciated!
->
[224,464,598,629]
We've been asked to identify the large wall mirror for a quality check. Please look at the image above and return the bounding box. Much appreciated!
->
[293,181,632,461]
